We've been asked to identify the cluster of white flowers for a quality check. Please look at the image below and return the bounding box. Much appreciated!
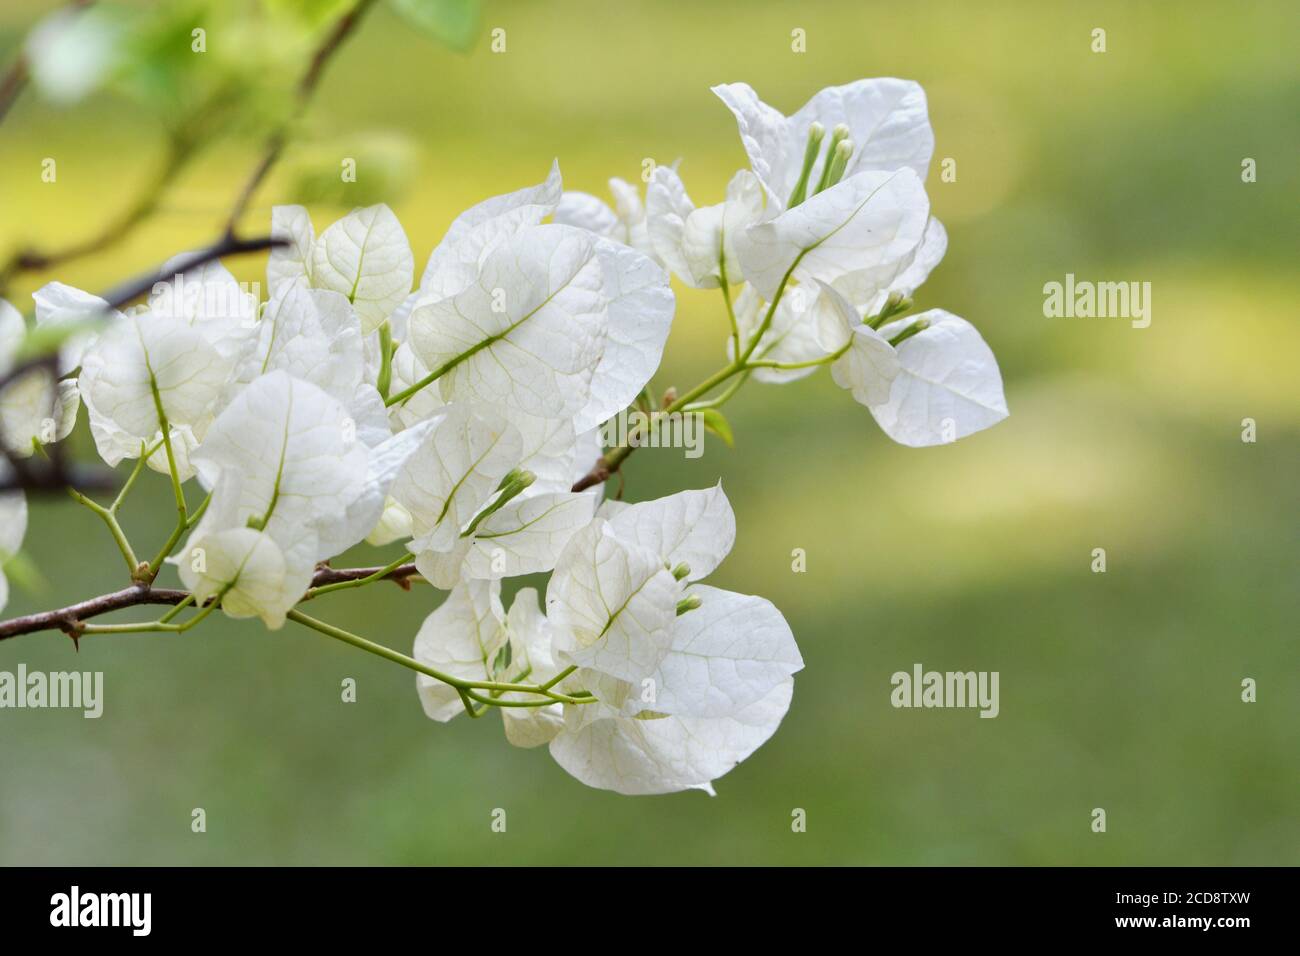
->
[0,78,1006,795]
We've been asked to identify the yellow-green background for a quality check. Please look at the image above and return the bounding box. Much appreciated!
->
[1,0,1296,865]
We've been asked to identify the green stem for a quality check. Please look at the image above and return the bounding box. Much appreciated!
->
[718,255,739,356]
[286,610,595,710]
[376,322,393,398]
[68,488,139,576]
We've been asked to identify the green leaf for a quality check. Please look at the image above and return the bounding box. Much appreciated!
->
[701,409,734,448]
[387,0,480,51]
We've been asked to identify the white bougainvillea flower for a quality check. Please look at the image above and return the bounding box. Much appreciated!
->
[547,485,738,683]
[0,474,26,614]
[553,175,658,261]
[645,166,764,288]
[868,309,1008,446]
[713,78,934,212]
[78,310,232,472]
[395,166,671,433]
[539,486,802,794]
[735,167,930,302]
[407,224,607,419]
[392,402,595,587]
[233,283,390,447]
[178,372,430,626]
[547,518,681,684]
[269,204,413,333]
[0,298,79,457]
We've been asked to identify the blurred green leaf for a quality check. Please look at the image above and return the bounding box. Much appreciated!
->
[701,408,734,448]
[388,0,480,51]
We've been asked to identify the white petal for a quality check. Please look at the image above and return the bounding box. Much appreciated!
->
[413,580,505,722]
[645,166,700,285]
[407,224,606,419]
[831,215,948,314]
[177,527,309,630]
[267,205,317,295]
[871,310,1008,446]
[79,313,231,445]
[191,371,370,561]
[239,284,366,407]
[32,281,111,372]
[547,519,679,684]
[151,256,259,360]
[606,485,736,580]
[445,490,598,585]
[788,78,934,187]
[648,585,802,718]
[736,168,929,301]
[391,403,522,553]
[419,162,563,300]
[548,677,793,795]
[553,191,618,237]
[572,237,674,433]
[310,204,414,333]
[713,79,934,211]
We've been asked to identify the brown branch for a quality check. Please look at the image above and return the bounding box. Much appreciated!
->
[307,563,420,590]
[0,563,419,642]
[0,585,190,641]
[225,0,380,232]
[570,458,612,493]
[98,231,286,312]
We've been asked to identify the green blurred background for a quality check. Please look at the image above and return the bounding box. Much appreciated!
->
[1,0,1296,865]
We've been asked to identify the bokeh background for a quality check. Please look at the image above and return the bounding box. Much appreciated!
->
[1,0,1296,865]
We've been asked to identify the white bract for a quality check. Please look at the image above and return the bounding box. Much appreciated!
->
[713,78,934,213]
[0,473,25,614]
[1,297,80,457]
[7,76,1007,798]
[269,203,414,333]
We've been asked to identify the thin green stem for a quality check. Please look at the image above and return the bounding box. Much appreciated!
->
[109,439,162,513]
[376,322,394,398]
[737,252,805,366]
[68,488,139,576]
[286,610,595,709]
[718,255,740,356]
[158,593,195,624]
